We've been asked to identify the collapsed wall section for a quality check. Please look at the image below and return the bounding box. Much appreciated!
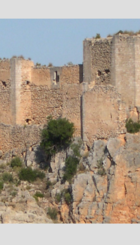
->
[83,37,112,85]
[82,85,126,146]
[0,60,12,124]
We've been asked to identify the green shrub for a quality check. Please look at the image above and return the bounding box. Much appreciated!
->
[63,156,79,182]
[97,159,106,176]
[11,191,17,197]
[36,62,41,66]
[95,33,101,39]
[0,181,3,190]
[55,193,61,203]
[34,191,44,198]
[46,180,52,189]
[70,141,82,157]
[64,190,71,205]
[47,207,58,220]
[18,167,45,182]
[125,118,140,133]
[10,157,22,168]
[40,116,74,156]
[48,62,53,67]
[33,191,44,201]
[2,172,13,182]
[115,30,123,35]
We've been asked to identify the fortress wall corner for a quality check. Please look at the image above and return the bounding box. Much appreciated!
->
[82,86,127,146]
[10,58,34,125]
[111,35,135,108]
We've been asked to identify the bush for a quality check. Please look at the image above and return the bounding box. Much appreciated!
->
[18,167,45,182]
[33,191,44,201]
[47,207,57,220]
[125,118,140,133]
[46,180,52,189]
[63,156,79,182]
[11,191,17,197]
[95,33,101,39]
[34,191,44,198]
[2,173,13,182]
[40,116,74,156]
[55,193,61,203]
[10,157,22,168]
[0,181,3,190]
[48,62,53,67]
[64,190,71,205]
[70,141,82,157]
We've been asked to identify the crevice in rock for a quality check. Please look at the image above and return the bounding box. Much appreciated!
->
[92,175,100,194]
[124,183,127,196]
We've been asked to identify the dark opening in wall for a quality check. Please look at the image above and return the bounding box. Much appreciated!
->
[26,81,30,85]
[79,64,83,83]
[53,71,59,83]
[25,119,31,125]
[98,70,102,76]
[2,81,6,87]
[104,69,110,74]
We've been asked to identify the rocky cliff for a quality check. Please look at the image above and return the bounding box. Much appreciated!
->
[0,132,140,223]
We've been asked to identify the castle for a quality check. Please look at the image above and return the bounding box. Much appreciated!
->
[0,33,140,158]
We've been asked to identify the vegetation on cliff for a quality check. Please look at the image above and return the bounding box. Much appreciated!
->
[18,167,45,182]
[40,116,75,157]
[10,157,22,168]
[125,118,140,133]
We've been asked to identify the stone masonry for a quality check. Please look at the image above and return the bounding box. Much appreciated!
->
[0,33,140,155]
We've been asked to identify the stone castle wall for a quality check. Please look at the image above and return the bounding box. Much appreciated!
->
[0,59,82,138]
[83,37,113,86]
[1,34,140,156]
[83,34,140,144]
[82,85,126,145]
[111,34,140,108]
[0,60,12,125]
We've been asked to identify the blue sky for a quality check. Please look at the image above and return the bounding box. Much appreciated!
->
[0,19,140,66]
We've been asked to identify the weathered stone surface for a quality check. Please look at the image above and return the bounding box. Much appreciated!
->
[86,140,106,171]
[0,189,53,224]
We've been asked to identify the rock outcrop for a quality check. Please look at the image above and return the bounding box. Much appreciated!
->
[1,132,140,223]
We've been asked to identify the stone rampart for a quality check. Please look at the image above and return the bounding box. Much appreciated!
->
[1,34,140,154]
[82,85,127,145]
[0,123,41,160]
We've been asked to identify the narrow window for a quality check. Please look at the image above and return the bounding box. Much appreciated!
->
[53,71,59,83]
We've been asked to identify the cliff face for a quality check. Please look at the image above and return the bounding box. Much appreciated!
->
[48,132,140,223]
[0,132,140,224]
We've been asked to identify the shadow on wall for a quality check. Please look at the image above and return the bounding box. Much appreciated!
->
[34,145,50,170]
[79,64,83,83]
